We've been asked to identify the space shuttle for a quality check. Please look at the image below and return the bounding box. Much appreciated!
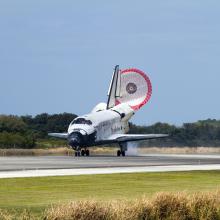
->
[49,65,168,156]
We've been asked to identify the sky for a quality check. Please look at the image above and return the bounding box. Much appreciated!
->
[0,0,220,126]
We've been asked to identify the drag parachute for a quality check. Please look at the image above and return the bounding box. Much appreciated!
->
[107,66,152,111]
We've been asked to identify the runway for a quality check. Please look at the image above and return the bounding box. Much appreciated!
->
[0,154,220,178]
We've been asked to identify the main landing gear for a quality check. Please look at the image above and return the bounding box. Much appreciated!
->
[117,150,126,157]
[74,149,90,157]
[117,142,127,157]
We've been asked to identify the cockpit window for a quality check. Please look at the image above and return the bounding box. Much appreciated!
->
[71,118,92,125]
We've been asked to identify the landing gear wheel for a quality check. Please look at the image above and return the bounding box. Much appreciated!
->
[117,150,121,157]
[121,150,125,157]
[85,149,90,156]
[81,150,85,156]
[75,151,81,157]
[118,142,127,157]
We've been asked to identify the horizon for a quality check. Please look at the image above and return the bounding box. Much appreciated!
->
[1,112,219,127]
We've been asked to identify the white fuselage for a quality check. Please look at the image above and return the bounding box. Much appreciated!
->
[67,103,134,144]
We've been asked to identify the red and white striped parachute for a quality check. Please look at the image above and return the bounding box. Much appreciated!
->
[107,66,152,111]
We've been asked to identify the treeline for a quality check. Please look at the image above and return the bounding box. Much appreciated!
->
[129,120,220,147]
[0,113,77,148]
[1,113,220,148]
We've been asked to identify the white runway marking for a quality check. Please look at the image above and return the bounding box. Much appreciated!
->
[1,164,220,178]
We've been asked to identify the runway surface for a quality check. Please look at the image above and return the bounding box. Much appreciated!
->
[0,154,220,178]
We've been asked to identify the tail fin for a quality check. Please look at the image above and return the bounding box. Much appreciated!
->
[107,66,152,111]
[107,65,121,109]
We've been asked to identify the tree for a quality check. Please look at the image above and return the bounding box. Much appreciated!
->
[0,115,27,133]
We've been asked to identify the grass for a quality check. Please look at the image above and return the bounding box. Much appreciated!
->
[0,147,73,156]
[1,192,220,220]
[45,192,220,220]
[1,171,220,213]
[0,147,114,156]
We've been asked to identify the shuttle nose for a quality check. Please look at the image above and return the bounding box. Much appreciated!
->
[68,132,82,147]
[67,126,96,149]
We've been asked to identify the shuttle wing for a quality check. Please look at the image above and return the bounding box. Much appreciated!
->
[107,133,169,142]
[94,133,168,146]
[48,133,68,139]
[48,132,168,145]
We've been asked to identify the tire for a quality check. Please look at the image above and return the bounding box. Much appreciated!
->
[81,150,85,156]
[117,150,121,157]
[85,149,90,156]
[121,151,125,157]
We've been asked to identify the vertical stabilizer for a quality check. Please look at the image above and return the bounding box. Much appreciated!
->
[107,65,121,109]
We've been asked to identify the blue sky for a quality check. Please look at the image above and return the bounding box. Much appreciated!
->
[0,1,219,125]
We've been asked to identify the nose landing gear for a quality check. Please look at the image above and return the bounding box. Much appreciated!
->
[74,148,90,157]
[75,151,81,157]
